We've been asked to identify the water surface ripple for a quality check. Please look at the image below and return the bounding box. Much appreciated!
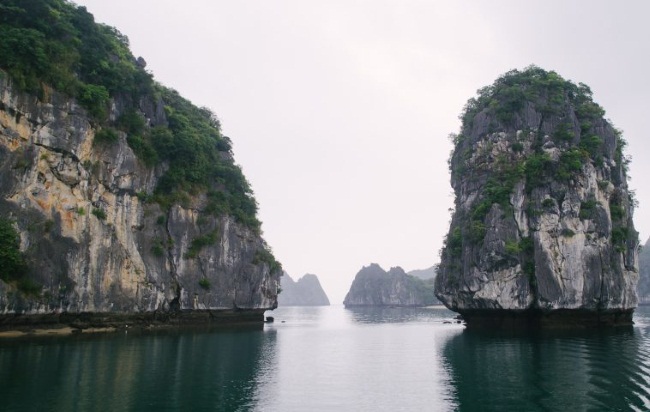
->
[1,306,649,411]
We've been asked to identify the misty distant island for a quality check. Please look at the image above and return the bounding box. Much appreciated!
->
[343,263,440,307]
[278,273,330,306]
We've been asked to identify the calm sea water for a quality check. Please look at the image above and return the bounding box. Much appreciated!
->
[1,305,650,411]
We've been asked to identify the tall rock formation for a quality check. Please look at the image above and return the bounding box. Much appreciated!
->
[435,67,638,326]
[344,264,438,307]
[0,1,281,326]
[278,273,330,306]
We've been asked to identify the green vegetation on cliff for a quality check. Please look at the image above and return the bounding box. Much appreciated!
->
[0,218,40,295]
[439,66,636,303]
[445,67,631,252]
[0,0,263,233]
[0,218,27,281]
[451,66,621,184]
[459,66,605,133]
[0,0,150,115]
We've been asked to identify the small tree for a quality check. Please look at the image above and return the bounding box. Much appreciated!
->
[199,278,210,290]
[0,218,28,281]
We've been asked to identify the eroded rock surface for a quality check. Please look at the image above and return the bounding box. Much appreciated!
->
[0,73,280,325]
[435,67,638,327]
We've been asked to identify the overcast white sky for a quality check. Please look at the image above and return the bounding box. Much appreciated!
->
[76,0,650,303]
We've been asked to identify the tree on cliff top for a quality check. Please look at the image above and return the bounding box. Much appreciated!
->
[458,65,604,133]
[0,0,265,233]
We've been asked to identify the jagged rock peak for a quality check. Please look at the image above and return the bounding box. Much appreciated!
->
[435,66,638,327]
[278,272,330,306]
[344,263,438,307]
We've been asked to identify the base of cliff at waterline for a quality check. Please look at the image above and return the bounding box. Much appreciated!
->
[456,308,635,329]
[0,309,268,332]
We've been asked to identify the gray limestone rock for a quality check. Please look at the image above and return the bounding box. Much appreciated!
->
[435,67,638,327]
[0,72,280,325]
[638,237,650,304]
[344,264,438,307]
[278,273,330,306]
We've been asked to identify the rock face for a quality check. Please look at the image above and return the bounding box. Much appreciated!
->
[637,237,650,304]
[0,72,280,325]
[344,264,438,307]
[278,273,330,306]
[435,67,638,327]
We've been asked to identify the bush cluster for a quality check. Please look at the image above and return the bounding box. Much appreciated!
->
[0,218,28,282]
[0,0,152,118]
[0,0,264,234]
[185,230,219,259]
[0,218,41,295]
[252,248,283,274]
[459,66,605,133]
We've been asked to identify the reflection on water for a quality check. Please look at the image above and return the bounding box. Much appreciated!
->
[0,326,277,412]
[255,305,460,411]
[2,306,650,411]
[345,305,459,324]
[442,308,650,411]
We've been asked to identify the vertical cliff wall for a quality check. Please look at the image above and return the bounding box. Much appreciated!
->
[435,67,638,326]
[0,72,280,322]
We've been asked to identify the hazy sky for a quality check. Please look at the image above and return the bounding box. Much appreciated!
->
[76,0,650,303]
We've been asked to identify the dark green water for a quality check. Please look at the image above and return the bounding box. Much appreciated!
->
[1,306,649,411]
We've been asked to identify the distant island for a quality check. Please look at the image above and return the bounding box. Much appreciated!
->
[407,266,437,281]
[343,263,439,307]
[278,273,330,306]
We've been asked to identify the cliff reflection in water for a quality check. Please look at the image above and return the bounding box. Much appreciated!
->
[251,305,460,411]
[442,322,650,411]
[346,305,453,324]
[0,326,277,412]
[4,306,650,411]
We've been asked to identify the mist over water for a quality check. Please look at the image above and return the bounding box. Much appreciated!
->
[1,306,649,411]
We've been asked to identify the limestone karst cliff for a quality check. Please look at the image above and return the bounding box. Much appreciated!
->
[435,67,638,326]
[0,1,281,325]
[344,264,438,307]
[278,273,330,306]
